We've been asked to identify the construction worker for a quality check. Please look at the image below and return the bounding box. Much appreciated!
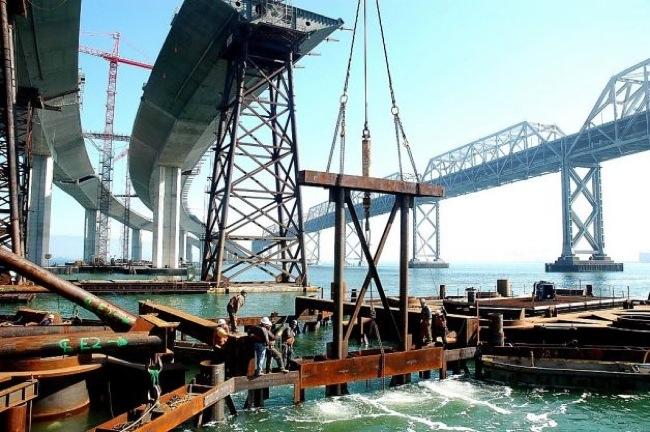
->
[419,298,433,345]
[226,290,247,332]
[433,310,448,346]
[217,318,229,332]
[215,327,229,348]
[250,317,288,376]
[281,319,300,366]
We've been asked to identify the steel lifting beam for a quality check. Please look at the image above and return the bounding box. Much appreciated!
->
[201,24,307,287]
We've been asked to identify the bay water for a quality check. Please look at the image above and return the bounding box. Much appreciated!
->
[5,262,649,431]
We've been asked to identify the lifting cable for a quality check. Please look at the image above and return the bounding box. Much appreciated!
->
[326,0,362,174]
[374,0,420,182]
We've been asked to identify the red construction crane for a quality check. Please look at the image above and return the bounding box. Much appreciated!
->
[80,32,153,263]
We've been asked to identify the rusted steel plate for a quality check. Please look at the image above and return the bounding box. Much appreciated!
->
[139,301,218,346]
[445,347,477,362]
[298,170,444,197]
[233,371,299,391]
[0,332,162,358]
[299,348,442,388]
[0,379,37,413]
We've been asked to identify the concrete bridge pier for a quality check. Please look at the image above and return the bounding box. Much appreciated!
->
[152,165,181,269]
[185,235,194,264]
[546,164,622,272]
[83,209,97,263]
[131,228,142,261]
[409,199,448,269]
[27,154,53,266]
[178,229,186,263]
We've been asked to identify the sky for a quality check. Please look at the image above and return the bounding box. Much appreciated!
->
[50,0,650,264]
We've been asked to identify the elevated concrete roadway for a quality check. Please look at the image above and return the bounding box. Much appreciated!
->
[14,0,153,264]
[129,0,342,268]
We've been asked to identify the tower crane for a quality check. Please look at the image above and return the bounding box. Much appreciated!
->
[79,33,152,263]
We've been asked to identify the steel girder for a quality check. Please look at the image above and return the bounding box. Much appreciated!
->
[201,28,307,286]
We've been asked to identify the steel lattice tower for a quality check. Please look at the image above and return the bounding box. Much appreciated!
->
[201,23,307,286]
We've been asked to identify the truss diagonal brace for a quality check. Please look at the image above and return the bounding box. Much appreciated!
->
[345,192,402,346]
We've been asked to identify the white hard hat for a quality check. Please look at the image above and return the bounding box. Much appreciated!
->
[260,317,272,326]
[217,319,227,326]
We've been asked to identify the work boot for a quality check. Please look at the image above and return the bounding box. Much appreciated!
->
[281,368,289,374]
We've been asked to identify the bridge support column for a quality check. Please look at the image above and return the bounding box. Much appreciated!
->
[201,31,307,286]
[27,154,53,266]
[546,164,622,272]
[178,229,186,264]
[131,228,142,262]
[345,222,363,267]
[186,236,194,264]
[305,231,320,265]
[153,165,181,269]
[409,199,448,269]
[83,209,97,263]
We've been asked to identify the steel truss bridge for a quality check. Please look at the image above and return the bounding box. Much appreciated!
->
[304,58,650,269]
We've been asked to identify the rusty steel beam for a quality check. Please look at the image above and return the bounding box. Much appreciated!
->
[299,347,443,388]
[139,301,219,346]
[299,170,444,197]
[233,371,298,392]
[0,332,162,359]
[332,187,346,359]
[398,195,411,352]
[0,247,137,330]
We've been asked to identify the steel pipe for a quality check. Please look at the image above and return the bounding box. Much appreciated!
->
[0,331,162,358]
[0,247,137,330]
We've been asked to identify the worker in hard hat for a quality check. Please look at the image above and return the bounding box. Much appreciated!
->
[226,290,247,332]
[217,318,229,331]
[250,317,288,376]
[281,319,300,366]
